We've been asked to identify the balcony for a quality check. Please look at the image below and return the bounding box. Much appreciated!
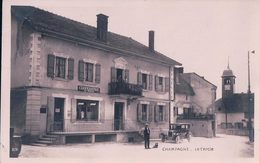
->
[108,82,143,96]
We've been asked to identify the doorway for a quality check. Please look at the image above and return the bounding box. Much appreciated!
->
[114,102,124,130]
[54,98,64,131]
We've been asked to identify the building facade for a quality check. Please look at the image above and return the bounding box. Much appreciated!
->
[173,68,217,138]
[10,6,181,144]
[214,65,254,136]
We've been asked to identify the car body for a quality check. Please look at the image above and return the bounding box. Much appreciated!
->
[159,123,192,143]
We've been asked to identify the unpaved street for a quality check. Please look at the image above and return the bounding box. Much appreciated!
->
[7,134,256,163]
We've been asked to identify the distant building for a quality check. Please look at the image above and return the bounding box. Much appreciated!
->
[10,6,181,144]
[173,67,217,138]
[214,64,254,136]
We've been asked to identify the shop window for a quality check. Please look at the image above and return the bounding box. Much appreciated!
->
[47,54,74,80]
[78,60,101,83]
[137,72,153,90]
[76,99,99,121]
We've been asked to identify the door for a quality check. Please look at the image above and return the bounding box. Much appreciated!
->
[114,102,124,130]
[54,98,64,131]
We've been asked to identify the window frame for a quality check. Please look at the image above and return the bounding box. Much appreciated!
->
[76,99,100,122]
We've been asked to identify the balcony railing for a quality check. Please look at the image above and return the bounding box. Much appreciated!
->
[108,82,143,96]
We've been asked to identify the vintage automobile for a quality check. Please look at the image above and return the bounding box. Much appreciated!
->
[159,123,192,143]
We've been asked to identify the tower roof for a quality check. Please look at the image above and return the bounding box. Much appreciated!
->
[222,58,235,77]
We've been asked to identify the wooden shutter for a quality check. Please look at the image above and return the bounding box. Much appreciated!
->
[155,75,159,91]
[148,103,154,122]
[99,100,105,123]
[67,58,74,80]
[71,98,76,123]
[111,67,117,82]
[164,104,169,122]
[47,54,55,78]
[47,96,54,131]
[124,69,129,83]
[154,105,159,122]
[137,103,142,122]
[137,72,142,85]
[78,60,84,81]
[95,64,101,83]
[165,77,170,92]
[148,74,153,90]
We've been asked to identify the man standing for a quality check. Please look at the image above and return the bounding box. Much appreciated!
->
[144,123,150,149]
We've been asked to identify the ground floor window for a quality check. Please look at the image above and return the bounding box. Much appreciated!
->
[76,99,99,121]
[158,105,164,121]
[141,104,148,121]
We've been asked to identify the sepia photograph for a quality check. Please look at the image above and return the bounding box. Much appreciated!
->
[1,0,260,163]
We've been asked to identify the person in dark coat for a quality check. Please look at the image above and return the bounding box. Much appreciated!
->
[144,123,150,149]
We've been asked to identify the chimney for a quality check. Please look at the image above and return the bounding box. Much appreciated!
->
[149,30,154,51]
[97,14,109,42]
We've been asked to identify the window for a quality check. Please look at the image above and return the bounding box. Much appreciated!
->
[155,75,169,92]
[137,72,153,90]
[111,67,129,83]
[154,104,168,122]
[78,60,101,83]
[47,54,74,80]
[158,105,164,121]
[141,104,148,121]
[85,62,94,82]
[76,99,99,121]
[224,79,231,84]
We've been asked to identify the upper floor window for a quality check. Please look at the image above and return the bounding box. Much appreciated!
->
[78,60,101,83]
[141,104,148,121]
[47,54,74,80]
[137,72,153,90]
[154,104,168,122]
[155,75,169,92]
[111,67,129,83]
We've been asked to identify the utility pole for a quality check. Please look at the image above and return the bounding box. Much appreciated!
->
[247,50,254,142]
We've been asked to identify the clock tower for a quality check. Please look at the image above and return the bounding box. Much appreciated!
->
[222,62,236,98]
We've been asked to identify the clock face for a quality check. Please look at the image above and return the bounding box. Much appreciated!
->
[224,85,231,90]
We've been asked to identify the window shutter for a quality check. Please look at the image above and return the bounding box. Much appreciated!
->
[47,96,54,131]
[111,67,117,82]
[78,60,84,81]
[47,54,55,78]
[71,98,76,123]
[164,104,169,122]
[95,64,101,83]
[149,103,154,122]
[149,74,153,90]
[165,77,170,92]
[154,105,159,122]
[99,100,105,123]
[68,58,74,80]
[155,75,159,91]
[137,103,142,122]
[137,72,142,85]
[124,69,129,83]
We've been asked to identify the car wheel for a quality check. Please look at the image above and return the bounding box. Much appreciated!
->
[175,136,180,144]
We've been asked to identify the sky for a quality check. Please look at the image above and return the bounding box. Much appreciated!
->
[6,0,260,99]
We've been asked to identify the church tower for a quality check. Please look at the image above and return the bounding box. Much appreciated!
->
[221,60,236,98]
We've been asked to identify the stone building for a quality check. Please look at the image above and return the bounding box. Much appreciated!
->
[10,6,181,144]
[173,67,217,138]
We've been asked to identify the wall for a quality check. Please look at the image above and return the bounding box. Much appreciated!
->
[177,119,214,138]
[11,17,32,88]
[216,112,245,126]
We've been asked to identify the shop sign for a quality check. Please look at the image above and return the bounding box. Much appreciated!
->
[78,85,100,93]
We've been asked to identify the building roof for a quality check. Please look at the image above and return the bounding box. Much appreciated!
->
[11,6,181,66]
[222,69,235,77]
[181,72,217,89]
[175,75,195,96]
[215,93,254,113]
